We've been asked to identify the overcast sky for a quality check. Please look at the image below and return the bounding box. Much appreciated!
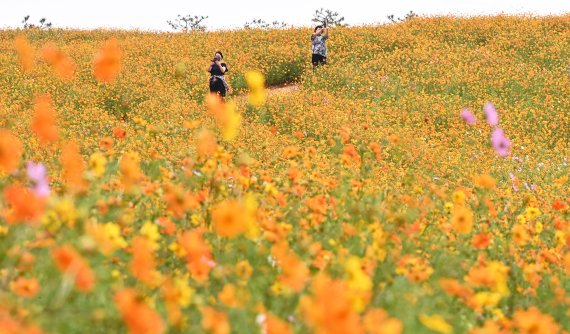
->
[1,0,569,31]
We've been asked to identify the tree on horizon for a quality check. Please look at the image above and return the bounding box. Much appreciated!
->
[167,14,208,32]
[312,8,346,27]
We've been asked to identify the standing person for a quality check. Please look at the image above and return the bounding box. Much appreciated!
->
[208,50,230,98]
[311,25,328,68]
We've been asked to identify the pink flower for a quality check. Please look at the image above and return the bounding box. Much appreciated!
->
[509,172,518,192]
[491,128,511,157]
[460,108,476,125]
[26,161,50,197]
[484,102,499,126]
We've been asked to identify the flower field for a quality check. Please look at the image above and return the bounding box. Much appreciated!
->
[0,15,569,333]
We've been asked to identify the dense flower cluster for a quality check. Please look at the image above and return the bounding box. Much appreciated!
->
[0,15,569,334]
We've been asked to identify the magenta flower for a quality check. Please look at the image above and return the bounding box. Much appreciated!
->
[26,161,50,197]
[484,102,499,126]
[460,108,476,125]
[491,128,511,157]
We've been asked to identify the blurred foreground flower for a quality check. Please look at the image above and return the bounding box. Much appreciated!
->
[52,245,95,292]
[61,143,88,191]
[15,35,35,72]
[0,129,23,173]
[26,161,50,197]
[206,94,241,141]
[246,70,266,106]
[491,128,511,157]
[513,307,560,334]
[484,102,498,126]
[460,108,476,125]
[94,37,122,83]
[10,276,40,298]
[418,314,452,334]
[41,42,76,80]
[32,94,59,144]
[212,199,248,238]
[115,288,165,334]
[3,184,46,224]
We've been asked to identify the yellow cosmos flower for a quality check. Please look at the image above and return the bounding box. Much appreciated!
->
[525,207,541,220]
[140,221,161,250]
[89,152,107,177]
[452,190,465,205]
[418,314,453,334]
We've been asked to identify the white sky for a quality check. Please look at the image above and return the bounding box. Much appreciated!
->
[1,0,569,31]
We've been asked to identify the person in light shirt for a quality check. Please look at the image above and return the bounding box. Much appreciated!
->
[311,25,329,67]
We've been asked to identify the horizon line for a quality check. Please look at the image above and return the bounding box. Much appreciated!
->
[0,11,568,33]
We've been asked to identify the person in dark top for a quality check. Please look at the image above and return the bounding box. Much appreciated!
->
[208,50,229,98]
[311,25,328,67]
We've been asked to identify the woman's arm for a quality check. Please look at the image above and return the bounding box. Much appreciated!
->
[215,61,226,73]
[323,28,329,39]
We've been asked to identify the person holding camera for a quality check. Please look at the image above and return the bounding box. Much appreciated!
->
[311,25,328,67]
[207,50,230,98]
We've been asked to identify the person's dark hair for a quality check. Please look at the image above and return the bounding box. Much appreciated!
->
[215,50,224,59]
[314,25,323,32]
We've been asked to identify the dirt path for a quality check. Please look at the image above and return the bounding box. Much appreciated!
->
[232,83,299,101]
[266,83,299,96]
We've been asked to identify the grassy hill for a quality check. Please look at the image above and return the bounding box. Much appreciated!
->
[0,15,569,333]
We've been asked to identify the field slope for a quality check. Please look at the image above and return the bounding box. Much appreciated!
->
[0,15,569,333]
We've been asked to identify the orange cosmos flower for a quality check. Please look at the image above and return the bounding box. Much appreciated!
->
[113,126,126,139]
[363,309,403,334]
[469,320,505,334]
[2,185,46,224]
[178,230,215,283]
[0,129,23,173]
[300,273,364,334]
[512,307,560,334]
[271,242,309,292]
[218,283,241,308]
[451,206,474,234]
[265,314,293,334]
[115,288,165,334]
[0,309,45,334]
[472,232,491,249]
[474,174,496,190]
[201,307,230,334]
[512,224,530,246]
[212,199,247,238]
[10,277,40,298]
[94,37,122,83]
[552,198,566,211]
[15,35,35,71]
[163,183,200,218]
[205,94,240,140]
[343,144,361,164]
[52,245,95,292]
[130,236,158,285]
[32,94,59,144]
[196,129,218,159]
[40,42,75,80]
[157,217,176,236]
[120,152,143,191]
[282,146,300,159]
[439,278,474,300]
[99,136,114,150]
[465,261,509,300]
[60,142,87,192]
